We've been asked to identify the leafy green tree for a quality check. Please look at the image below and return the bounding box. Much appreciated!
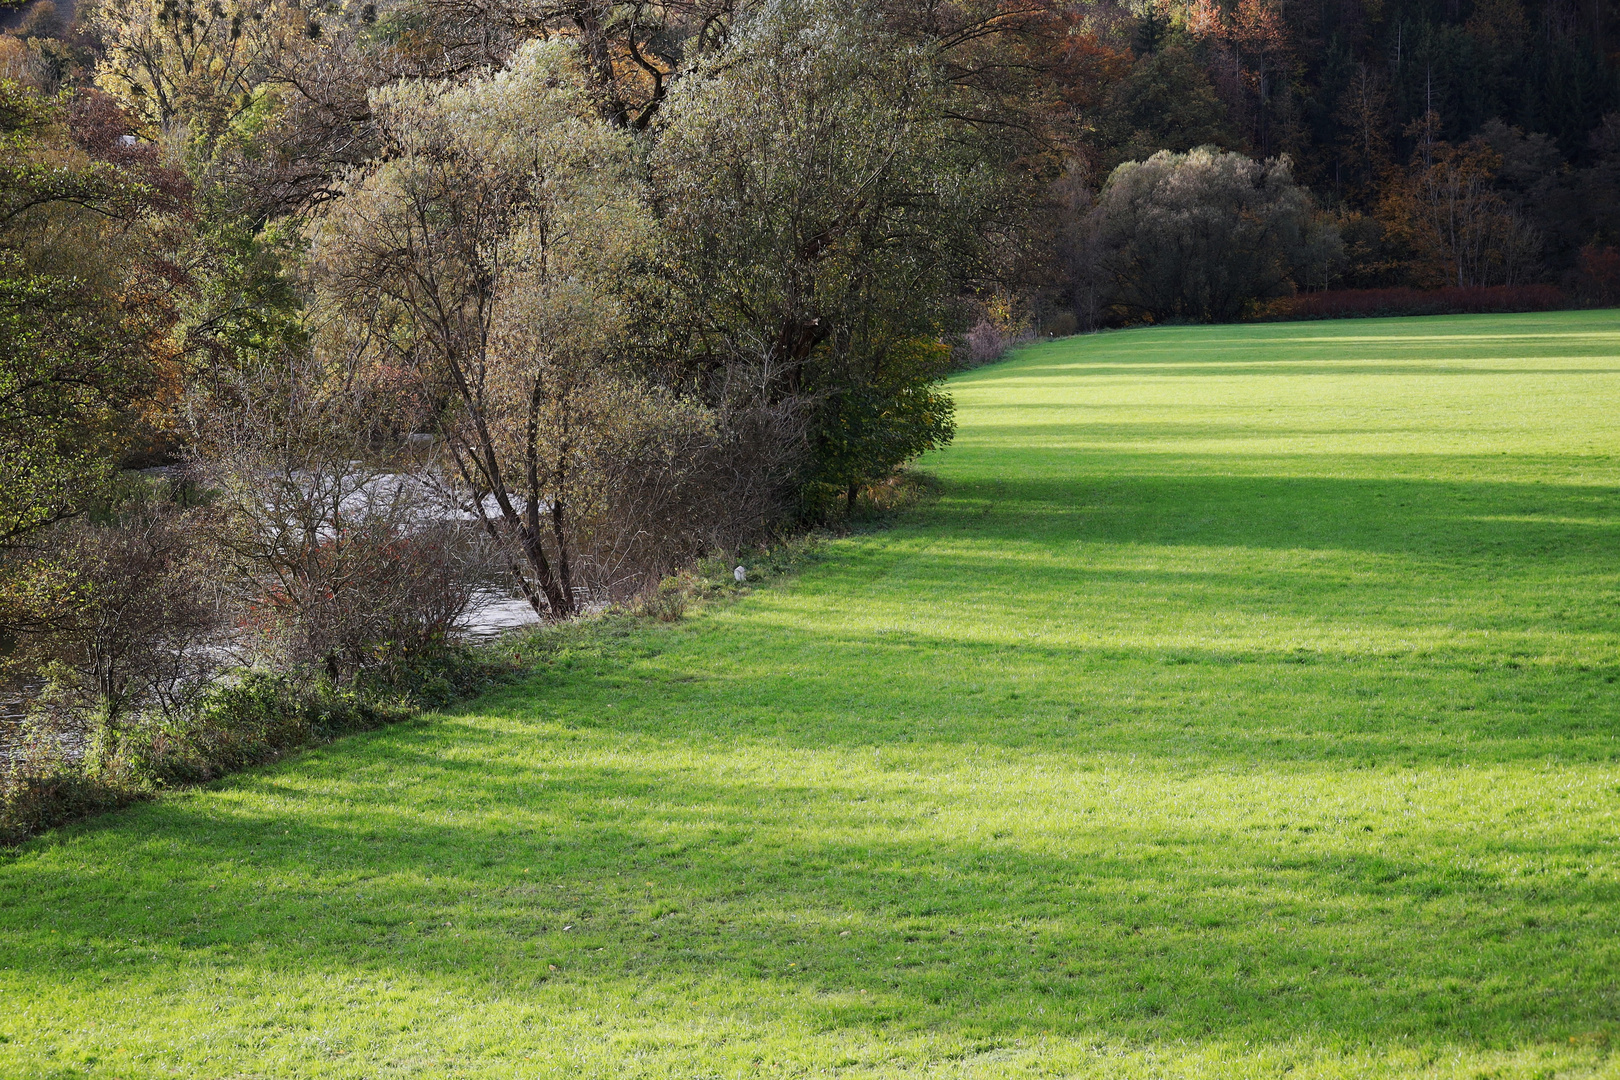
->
[808,338,956,511]
[1132,1,1172,56]
[0,81,164,653]
[311,41,682,618]
[87,0,272,134]
[0,82,160,553]
[649,0,985,513]
[20,489,219,771]
[0,81,140,233]
[0,261,147,550]
[1090,147,1337,323]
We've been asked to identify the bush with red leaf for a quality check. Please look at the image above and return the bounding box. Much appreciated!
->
[1573,245,1620,307]
[1256,284,1567,321]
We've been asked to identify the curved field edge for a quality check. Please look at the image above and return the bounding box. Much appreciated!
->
[0,309,1617,1079]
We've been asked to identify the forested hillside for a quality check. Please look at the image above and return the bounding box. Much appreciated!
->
[1061,0,1620,299]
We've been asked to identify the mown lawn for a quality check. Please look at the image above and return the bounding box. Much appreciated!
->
[3,310,1619,1079]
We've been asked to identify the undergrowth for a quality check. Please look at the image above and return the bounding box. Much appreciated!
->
[0,648,515,844]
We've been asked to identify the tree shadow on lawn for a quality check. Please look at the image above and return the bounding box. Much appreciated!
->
[559,637,1620,762]
[3,741,1616,1052]
[977,317,1620,378]
[677,469,1617,761]
[923,468,1620,563]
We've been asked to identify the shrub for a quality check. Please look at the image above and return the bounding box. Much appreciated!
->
[2,627,512,843]
[143,671,416,783]
[1257,284,1566,320]
[229,520,479,682]
[0,663,469,843]
[1573,245,1620,307]
[3,488,223,773]
[0,755,137,843]
[639,574,694,622]
[193,359,484,682]
[964,320,1008,364]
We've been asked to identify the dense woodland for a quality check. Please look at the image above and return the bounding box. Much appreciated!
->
[0,0,1617,832]
[1061,0,1620,312]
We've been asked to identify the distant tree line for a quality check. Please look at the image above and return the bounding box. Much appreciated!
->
[1050,0,1620,324]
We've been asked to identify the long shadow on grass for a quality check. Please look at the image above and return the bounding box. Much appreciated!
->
[3,744,1614,1048]
[924,470,1620,562]
[519,569,1617,735]
[559,636,1620,760]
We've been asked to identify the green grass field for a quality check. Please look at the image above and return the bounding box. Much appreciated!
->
[3,310,1619,1079]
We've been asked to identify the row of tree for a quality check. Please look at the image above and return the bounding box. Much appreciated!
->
[1,0,1051,617]
[0,0,1066,803]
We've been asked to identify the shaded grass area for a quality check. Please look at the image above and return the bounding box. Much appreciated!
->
[2,310,1619,1078]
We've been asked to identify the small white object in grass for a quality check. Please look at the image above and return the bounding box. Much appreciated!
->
[734,565,747,583]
